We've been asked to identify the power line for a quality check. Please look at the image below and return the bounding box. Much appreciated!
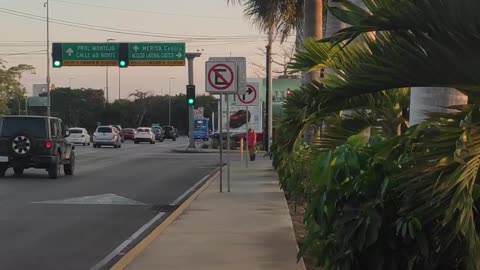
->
[0,50,47,56]
[0,8,261,41]
[51,0,243,21]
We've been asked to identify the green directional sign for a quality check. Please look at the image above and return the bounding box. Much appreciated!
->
[128,43,185,66]
[61,43,119,66]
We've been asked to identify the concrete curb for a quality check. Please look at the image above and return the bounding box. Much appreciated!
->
[171,148,267,154]
[110,168,221,270]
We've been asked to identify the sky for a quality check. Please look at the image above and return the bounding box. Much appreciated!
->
[0,0,294,101]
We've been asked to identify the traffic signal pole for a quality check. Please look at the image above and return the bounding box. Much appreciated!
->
[186,52,201,149]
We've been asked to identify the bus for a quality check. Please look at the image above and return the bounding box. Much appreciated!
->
[194,118,210,141]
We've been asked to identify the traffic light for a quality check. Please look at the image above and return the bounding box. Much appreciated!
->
[287,89,293,97]
[119,43,129,68]
[186,85,195,106]
[52,43,63,68]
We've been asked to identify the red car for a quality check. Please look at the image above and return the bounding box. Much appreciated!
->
[123,128,136,140]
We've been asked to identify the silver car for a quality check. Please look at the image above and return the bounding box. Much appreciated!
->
[93,126,122,148]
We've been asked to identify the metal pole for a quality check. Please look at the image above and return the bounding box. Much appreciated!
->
[169,78,172,126]
[106,66,109,103]
[212,112,215,133]
[265,30,274,152]
[186,53,201,148]
[246,105,249,168]
[226,94,231,192]
[25,98,28,115]
[46,0,51,117]
[118,68,121,100]
[219,94,223,193]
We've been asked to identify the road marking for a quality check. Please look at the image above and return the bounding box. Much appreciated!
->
[89,212,166,270]
[109,168,221,270]
[169,173,212,206]
[32,194,146,206]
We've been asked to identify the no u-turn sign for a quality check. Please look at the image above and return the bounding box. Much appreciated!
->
[205,61,237,94]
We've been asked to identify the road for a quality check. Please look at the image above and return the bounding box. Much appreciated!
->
[0,137,218,270]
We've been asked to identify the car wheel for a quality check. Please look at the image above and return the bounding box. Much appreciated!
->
[173,138,176,141]
[48,154,61,179]
[83,143,86,146]
[64,151,75,176]
[0,167,6,178]
[134,140,139,144]
[118,143,122,148]
[9,132,34,158]
[13,166,24,176]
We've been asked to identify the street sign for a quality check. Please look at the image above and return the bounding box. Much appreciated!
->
[236,83,259,106]
[28,96,48,107]
[209,57,247,95]
[129,43,185,66]
[61,43,119,66]
[205,61,237,94]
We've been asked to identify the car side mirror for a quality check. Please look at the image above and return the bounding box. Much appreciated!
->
[64,130,70,137]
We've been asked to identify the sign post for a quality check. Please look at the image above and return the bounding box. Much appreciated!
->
[236,83,260,167]
[206,60,239,193]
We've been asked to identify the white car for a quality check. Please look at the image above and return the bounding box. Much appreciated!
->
[93,126,122,148]
[66,127,91,146]
[134,127,155,144]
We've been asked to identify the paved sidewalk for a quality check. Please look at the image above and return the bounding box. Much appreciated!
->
[126,157,305,270]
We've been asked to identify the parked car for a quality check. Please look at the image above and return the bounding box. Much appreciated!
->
[93,126,122,148]
[0,116,75,179]
[66,127,90,146]
[123,128,136,140]
[163,126,177,141]
[134,127,156,144]
[152,127,165,142]
[112,125,124,142]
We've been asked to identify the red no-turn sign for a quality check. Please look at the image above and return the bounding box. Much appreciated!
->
[205,61,237,94]
[235,82,259,106]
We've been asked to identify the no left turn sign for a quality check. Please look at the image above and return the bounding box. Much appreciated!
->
[205,61,237,94]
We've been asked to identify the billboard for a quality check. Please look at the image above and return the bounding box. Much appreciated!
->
[32,84,48,97]
[221,93,262,134]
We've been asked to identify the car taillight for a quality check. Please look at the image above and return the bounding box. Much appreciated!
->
[45,141,53,149]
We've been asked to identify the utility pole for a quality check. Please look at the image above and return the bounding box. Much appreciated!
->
[264,29,273,152]
[169,77,175,126]
[105,38,115,103]
[45,0,51,117]
[186,52,201,149]
[118,68,121,100]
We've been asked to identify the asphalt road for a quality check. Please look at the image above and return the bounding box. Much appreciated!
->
[0,137,219,270]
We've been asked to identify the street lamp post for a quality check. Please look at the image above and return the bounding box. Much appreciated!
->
[106,38,115,103]
[45,0,51,117]
[118,68,121,100]
[168,77,175,126]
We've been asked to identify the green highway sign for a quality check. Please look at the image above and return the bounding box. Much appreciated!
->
[128,43,185,66]
[61,43,119,66]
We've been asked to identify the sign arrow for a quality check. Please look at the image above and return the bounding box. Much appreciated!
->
[133,45,140,52]
[66,48,74,56]
[176,52,183,58]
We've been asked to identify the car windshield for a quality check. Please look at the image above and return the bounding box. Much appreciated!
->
[69,129,83,134]
[97,127,112,133]
[138,128,149,132]
[1,118,47,138]
[124,128,134,132]
[164,126,173,131]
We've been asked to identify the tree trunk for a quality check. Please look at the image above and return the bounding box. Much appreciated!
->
[409,87,468,125]
[303,0,323,83]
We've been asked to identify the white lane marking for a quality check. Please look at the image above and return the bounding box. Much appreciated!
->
[32,194,146,206]
[89,212,167,270]
[169,173,213,206]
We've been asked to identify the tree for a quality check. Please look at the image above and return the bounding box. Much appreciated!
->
[0,62,35,115]
[129,89,151,127]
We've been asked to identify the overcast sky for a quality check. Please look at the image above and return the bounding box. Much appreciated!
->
[0,0,293,100]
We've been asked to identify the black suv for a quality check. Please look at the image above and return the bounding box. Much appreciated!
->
[0,116,75,179]
[163,126,177,141]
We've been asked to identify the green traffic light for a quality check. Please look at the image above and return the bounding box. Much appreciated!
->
[53,60,62,68]
[119,60,127,67]
[188,98,194,105]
